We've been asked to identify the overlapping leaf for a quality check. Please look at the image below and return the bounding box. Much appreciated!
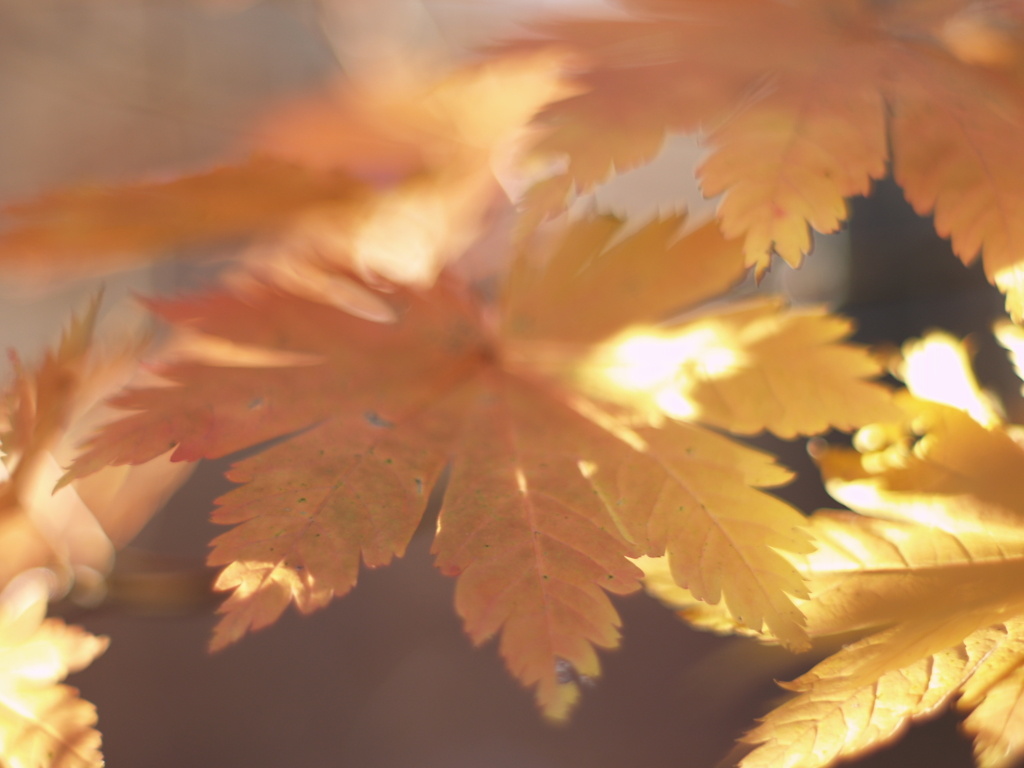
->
[721,331,1024,768]
[521,0,1024,318]
[65,212,892,719]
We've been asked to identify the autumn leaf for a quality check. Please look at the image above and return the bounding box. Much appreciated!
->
[0,51,571,297]
[0,296,193,595]
[0,160,370,282]
[732,330,1024,768]
[0,570,108,768]
[63,212,892,719]
[519,0,1024,318]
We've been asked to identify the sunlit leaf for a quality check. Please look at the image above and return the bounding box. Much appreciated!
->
[519,0,1024,318]
[0,571,107,768]
[64,213,889,718]
[0,297,193,592]
[737,330,1024,768]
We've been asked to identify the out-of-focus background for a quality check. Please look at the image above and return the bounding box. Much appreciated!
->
[0,1,1015,767]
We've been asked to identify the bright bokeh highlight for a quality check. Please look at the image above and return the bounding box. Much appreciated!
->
[899,332,1001,428]
[580,323,744,421]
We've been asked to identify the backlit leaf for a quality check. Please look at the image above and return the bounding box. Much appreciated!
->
[65,213,889,717]
[738,330,1024,768]
[0,572,107,768]
[521,0,1024,317]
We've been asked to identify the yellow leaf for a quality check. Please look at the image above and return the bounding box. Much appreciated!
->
[741,621,1021,768]
[521,0,1024,317]
[961,660,1024,768]
[633,555,766,639]
[821,397,1024,532]
[0,572,107,768]
[739,330,1024,767]
[699,76,886,272]
[576,299,895,437]
[897,331,1002,427]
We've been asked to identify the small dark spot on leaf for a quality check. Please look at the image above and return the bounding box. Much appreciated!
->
[555,658,594,687]
[415,478,423,494]
[365,411,395,429]
[249,397,264,410]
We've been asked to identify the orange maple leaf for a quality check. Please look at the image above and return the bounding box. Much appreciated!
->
[521,0,1024,318]
[62,213,893,719]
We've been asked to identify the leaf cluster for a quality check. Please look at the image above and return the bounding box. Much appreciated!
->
[3,2,1024,767]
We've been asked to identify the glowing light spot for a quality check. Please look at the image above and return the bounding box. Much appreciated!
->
[578,323,745,423]
[901,333,1001,427]
[515,468,528,493]
[654,389,696,419]
[605,328,728,390]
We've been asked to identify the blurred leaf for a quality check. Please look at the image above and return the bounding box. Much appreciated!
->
[0,571,107,768]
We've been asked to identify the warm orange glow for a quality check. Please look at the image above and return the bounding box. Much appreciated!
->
[578,323,745,421]
[899,332,1001,428]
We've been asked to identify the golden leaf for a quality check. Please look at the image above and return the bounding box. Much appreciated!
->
[0,572,107,768]
[739,330,1024,768]
[521,0,1024,317]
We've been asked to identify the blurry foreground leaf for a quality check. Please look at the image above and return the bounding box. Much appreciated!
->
[0,571,107,768]
[0,297,193,596]
[0,51,571,300]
